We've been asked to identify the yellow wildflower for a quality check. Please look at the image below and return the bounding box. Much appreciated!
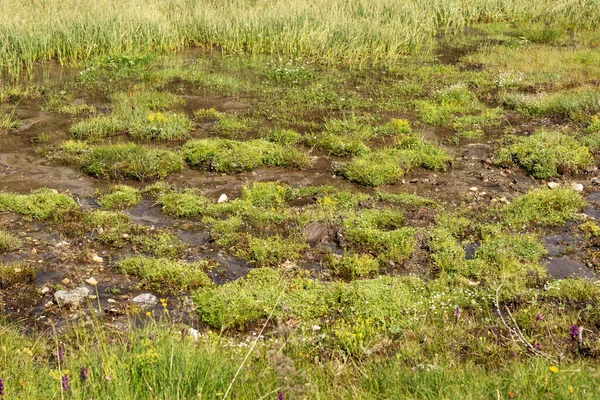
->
[549,366,559,373]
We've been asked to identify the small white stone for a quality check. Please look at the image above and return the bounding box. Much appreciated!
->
[547,182,560,189]
[571,182,584,192]
[469,187,478,192]
[40,287,50,295]
[312,325,321,331]
[86,277,98,286]
[61,278,71,285]
[132,293,158,308]
[107,298,117,303]
[189,328,200,341]
[217,193,229,203]
[92,255,104,263]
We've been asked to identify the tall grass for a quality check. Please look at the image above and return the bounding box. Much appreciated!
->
[1,0,599,75]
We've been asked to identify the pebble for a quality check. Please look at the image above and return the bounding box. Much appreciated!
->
[55,287,90,309]
[61,278,71,285]
[547,182,560,189]
[571,182,584,192]
[132,293,158,308]
[86,277,98,286]
[469,187,478,192]
[92,255,104,263]
[40,287,50,295]
[217,193,229,203]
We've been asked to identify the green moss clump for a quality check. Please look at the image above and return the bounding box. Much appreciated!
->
[375,119,412,136]
[97,185,142,209]
[129,111,193,141]
[0,189,78,221]
[414,85,501,130]
[211,116,256,138]
[0,229,21,253]
[69,115,127,140]
[193,108,226,122]
[326,253,379,280]
[503,188,584,228]
[182,138,310,173]
[56,142,184,180]
[239,235,307,267]
[157,189,214,218]
[83,210,134,246]
[267,128,301,145]
[496,130,593,179]
[502,88,600,118]
[343,209,415,263]
[0,262,33,288]
[119,256,212,291]
[307,118,374,157]
[192,268,332,329]
[130,231,185,259]
[339,133,451,186]
[239,181,295,208]
[69,91,189,141]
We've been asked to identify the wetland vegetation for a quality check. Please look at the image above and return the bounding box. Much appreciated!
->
[2,1,600,398]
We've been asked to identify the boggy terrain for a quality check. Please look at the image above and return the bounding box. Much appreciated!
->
[3,22,600,398]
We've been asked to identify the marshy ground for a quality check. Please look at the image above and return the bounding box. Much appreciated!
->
[3,8,600,398]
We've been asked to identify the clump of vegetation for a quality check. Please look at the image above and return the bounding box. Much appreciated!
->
[0,107,22,132]
[339,133,451,186]
[69,91,191,141]
[495,130,593,179]
[119,256,212,291]
[193,108,226,122]
[157,189,214,218]
[414,85,502,131]
[0,262,33,288]
[211,116,256,138]
[503,88,600,119]
[97,185,142,209]
[239,181,295,208]
[325,253,379,279]
[503,188,584,228]
[342,209,415,263]
[70,115,127,140]
[193,268,331,329]
[0,229,20,253]
[182,138,310,173]
[267,128,301,145]
[238,234,307,267]
[0,189,77,221]
[307,118,374,157]
[54,141,184,180]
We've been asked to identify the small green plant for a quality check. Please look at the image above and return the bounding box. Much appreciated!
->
[238,235,307,267]
[0,229,21,253]
[338,133,451,186]
[56,142,184,180]
[211,116,256,138]
[502,88,600,118]
[157,189,214,218]
[503,188,584,228]
[119,256,212,291]
[182,138,310,173]
[495,130,593,179]
[129,111,193,141]
[326,253,380,279]
[267,128,301,145]
[97,185,142,209]
[193,108,226,122]
[239,181,295,208]
[0,106,22,132]
[307,118,374,157]
[0,189,77,221]
[69,115,127,140]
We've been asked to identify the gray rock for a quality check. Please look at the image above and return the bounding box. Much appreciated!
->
[571,182,584,192]
[55,287,90,309]
[132,293,158,308]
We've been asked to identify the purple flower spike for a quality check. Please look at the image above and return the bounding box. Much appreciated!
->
[61,375,70,391]
[80,367,89,382]
[57,349,63,360]
[276,392,285,400]
[0,378,5,396]
[534,342,541,350]
[454,306,461,318]
[570,325,580,340]
[535,314,543,322]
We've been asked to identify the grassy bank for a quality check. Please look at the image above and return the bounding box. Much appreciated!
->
[2,0,600,76]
